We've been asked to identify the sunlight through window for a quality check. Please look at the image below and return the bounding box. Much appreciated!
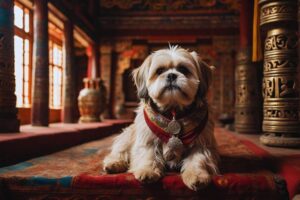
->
[14,5,23,29]
[49,40,63,109]
[14,2,32,107]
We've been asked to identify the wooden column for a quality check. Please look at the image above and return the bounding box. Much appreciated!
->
[108,51,117,119]
[31,0,49,126]
[0,0,20,132]
[235,0,262,133]
[259,0,300,147]
[62,20,76,123]
[99,44,112,119]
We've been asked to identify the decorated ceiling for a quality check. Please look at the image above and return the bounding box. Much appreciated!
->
[99,0,240,13]
[97,0,240,39]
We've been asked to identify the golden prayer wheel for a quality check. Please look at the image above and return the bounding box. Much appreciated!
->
[235,48,262,133]
[259,0,300,147]
[78,78,106,123]
[260,0,297,26]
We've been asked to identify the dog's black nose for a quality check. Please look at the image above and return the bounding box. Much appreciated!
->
[167,73,177,82]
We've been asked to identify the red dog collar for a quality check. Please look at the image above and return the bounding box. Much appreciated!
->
[143,104,208,145]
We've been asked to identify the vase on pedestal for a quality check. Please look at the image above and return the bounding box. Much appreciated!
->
[78,78,106,123]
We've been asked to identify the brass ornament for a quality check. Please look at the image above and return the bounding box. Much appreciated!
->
[165,136,184,161]
[165,115,184,161]
[167,117,181,135]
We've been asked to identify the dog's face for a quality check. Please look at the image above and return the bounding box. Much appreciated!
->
[133,46,214,110]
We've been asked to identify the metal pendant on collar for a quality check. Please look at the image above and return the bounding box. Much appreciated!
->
[167,116,181,135]
[168,135,184,149]
[165,135,184,161]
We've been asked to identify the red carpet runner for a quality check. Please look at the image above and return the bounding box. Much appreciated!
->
[0,127,298,199]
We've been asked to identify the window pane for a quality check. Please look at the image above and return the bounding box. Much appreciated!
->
[52,66,62,108]
[24,81,29,96]
[24,65,29,81]
[14,36,24,107]
[53,66,59,84]
[49,39,63,108]
[24,39,29,65]
[13,4,32,108]
[24,96,29,106]
[24,9,30,33]
[51,65,62,108]
[57,48,62,66]
[49,64,53,107]
[53,46,59,65]
[49,49,53,63]
[14,36,23,65]
[14,5,24,29]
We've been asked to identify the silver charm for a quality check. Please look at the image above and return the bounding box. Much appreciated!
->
[167,117,181,135]
[165,136,184,161]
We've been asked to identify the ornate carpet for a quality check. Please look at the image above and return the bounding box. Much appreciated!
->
[0,127,297,199]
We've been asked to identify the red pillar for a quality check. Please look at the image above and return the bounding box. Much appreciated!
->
[239,0,253,48]
[86,43,100,78]
[93,42,101,78]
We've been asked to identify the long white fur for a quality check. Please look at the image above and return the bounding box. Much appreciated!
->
[103,46,219,190]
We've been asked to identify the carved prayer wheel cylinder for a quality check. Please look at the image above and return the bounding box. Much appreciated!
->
[78,78,106,123]
[259,0,300,147]
[260,1,298,27]
[235,48,262,133]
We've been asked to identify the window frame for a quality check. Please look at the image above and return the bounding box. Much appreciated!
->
[48,21,64,109]
[14,1,33,108]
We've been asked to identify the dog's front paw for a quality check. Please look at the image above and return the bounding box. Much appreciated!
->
[103,159,128,174]
[182,170,212,191]
[133,168,162,183]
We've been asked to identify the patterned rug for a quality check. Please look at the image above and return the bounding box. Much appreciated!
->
[0,128,294,200]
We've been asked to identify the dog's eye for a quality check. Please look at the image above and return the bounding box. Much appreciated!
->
[156,67,165,75]
[177,65,190,75]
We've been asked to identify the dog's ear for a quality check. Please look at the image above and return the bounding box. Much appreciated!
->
[190,51,215,99]
[132,54,152,99]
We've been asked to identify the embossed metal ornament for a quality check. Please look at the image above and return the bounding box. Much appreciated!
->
[167,117,181,135]
[165,136,184,161]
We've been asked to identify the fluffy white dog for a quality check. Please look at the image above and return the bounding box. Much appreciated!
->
[103,46,219,191]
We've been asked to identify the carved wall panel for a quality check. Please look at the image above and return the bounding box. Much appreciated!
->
[260,0,300,147]
[204,36,237,121]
